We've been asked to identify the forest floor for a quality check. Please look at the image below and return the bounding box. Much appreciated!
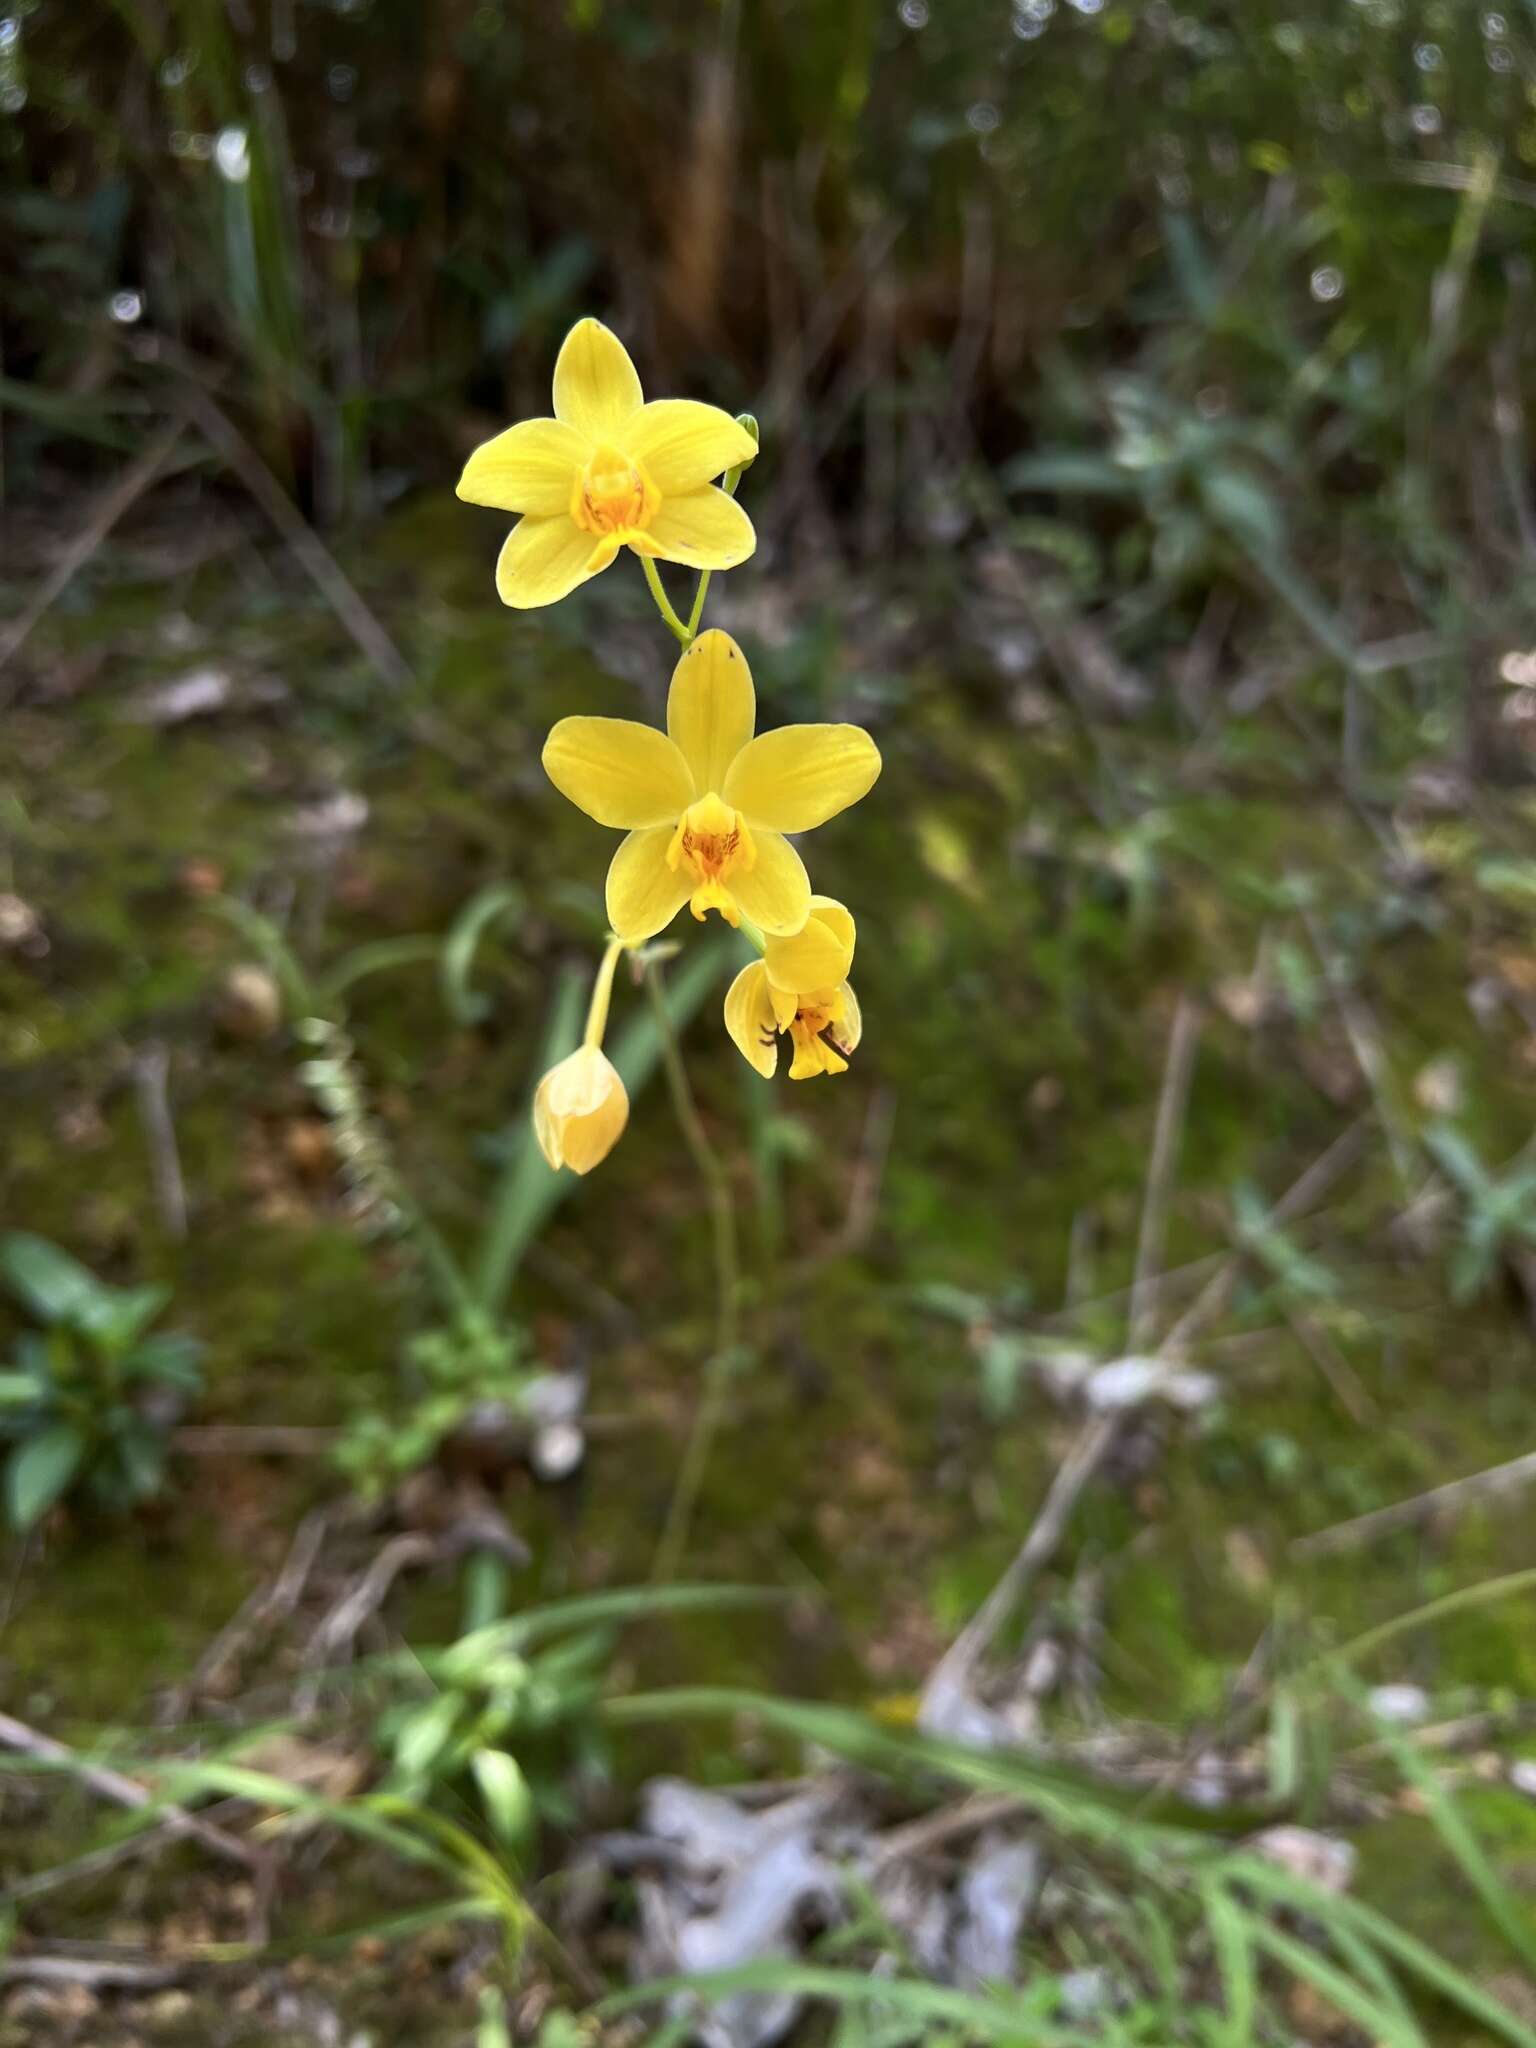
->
[2,485,1536,2043]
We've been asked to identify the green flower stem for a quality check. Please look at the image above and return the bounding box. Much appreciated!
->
[683,569,713,641]
[643,956,741,1582]
[683,453,750,640]
[737,916,767,956]
[641,556,693,646]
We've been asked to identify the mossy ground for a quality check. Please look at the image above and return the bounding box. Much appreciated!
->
[2,502,1534,2036]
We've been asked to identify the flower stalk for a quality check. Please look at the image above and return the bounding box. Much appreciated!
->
[583,933,626,1048]
[643,953,741,1581]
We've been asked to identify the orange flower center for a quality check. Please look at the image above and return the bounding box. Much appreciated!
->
[572,443,659,536]
[788,990,854,1078]
[665,793,756,925]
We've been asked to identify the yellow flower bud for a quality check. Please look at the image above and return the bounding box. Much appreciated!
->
[533,1046,629,1174]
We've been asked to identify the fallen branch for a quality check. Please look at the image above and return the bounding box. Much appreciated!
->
[131,1040,188,1241]
[0,1711,262,1877]
[1293,1448,1536,1558]
[0,411,191,686]
[162,1505,332,1721]
[179,383,411,689]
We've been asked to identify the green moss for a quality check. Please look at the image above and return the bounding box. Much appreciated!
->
[6,521,1536,2041]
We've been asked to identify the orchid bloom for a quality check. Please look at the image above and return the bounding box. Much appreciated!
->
[725,896,862,1080]
[456,318,758,610]
[542,630,880,944]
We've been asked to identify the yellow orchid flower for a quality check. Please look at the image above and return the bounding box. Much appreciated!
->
[724,896,862,1080]
[456,318,758,610]
[542,630,881,944]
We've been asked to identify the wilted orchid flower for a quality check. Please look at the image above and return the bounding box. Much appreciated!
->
[725,896,862,1080]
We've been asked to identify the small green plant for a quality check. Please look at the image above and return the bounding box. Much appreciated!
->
[1423,1123,1536,1300]
[0,1232,201,1531]
[210,888,730,1498]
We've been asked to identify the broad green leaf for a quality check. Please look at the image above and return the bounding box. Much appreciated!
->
[0,1234,110,1327]
[7,1424,86,1529]
[471,1748,533,1852]
[74,1283,170,1351]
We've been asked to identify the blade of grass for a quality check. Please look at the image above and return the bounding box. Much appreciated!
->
[1234,1861,1536,2048]
[595,1961,1084,2045]
[1242,1915,1425,2048]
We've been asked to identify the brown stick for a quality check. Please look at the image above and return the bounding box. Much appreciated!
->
[0,1954,184,1989]
[922,998,1201,1719]
[1128,998,1201,1352]
[173,1425,339,1455]
[0,412,190,683]
[920,1411,1121,1721]
[1162,1118,1367,1355]
[1293,1447,1536,1558]
[0,1711,261,1874]
[131,1041,188,1241]
[179,385,411,688]
[163,1505,331,1721]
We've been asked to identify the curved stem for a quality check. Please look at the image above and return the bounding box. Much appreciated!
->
[684,568,713,640]
[583,934,625,1049]
[643,957,741,1581]
[681,454,749,641]
[640,556,692,645]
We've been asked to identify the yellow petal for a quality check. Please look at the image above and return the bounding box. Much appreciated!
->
[543,717,695,828]
[637,486,756,572]
[769,982,798,1029]
[496,515,607,610]
[605,826,693,943]
[722,723,881,833]
[457,417,585,514]
[834,978,862,1053]
[533,1046,629,1174]
[728,829,810,937]
[666,629,756,794]
[626,400,758,496]
[552,318,643,442]
[724,961,778,1078]
[807,895,856,968]
[764,901,855,993]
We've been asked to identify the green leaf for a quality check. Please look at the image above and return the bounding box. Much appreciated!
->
[392,1694,462,1783]
[1358,1682,1536,1973]
[1200,464,1285,552]
[0,1373,40,1409]
[1000,450,1131,498]
[115,1420,168,1502]
[470,1748,533,1852]
[597,1962,1074,2043]
[73,1282,170,1351]
[205,896,315,1019]
[0,1234,111,1327]
[122,1333,204,1392]
[1199,1885,1256,2047]
[321,936,443,1003]
[1242,1915,1423,2048]
[440,883,523,1026]
[7,1424,86,1529]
